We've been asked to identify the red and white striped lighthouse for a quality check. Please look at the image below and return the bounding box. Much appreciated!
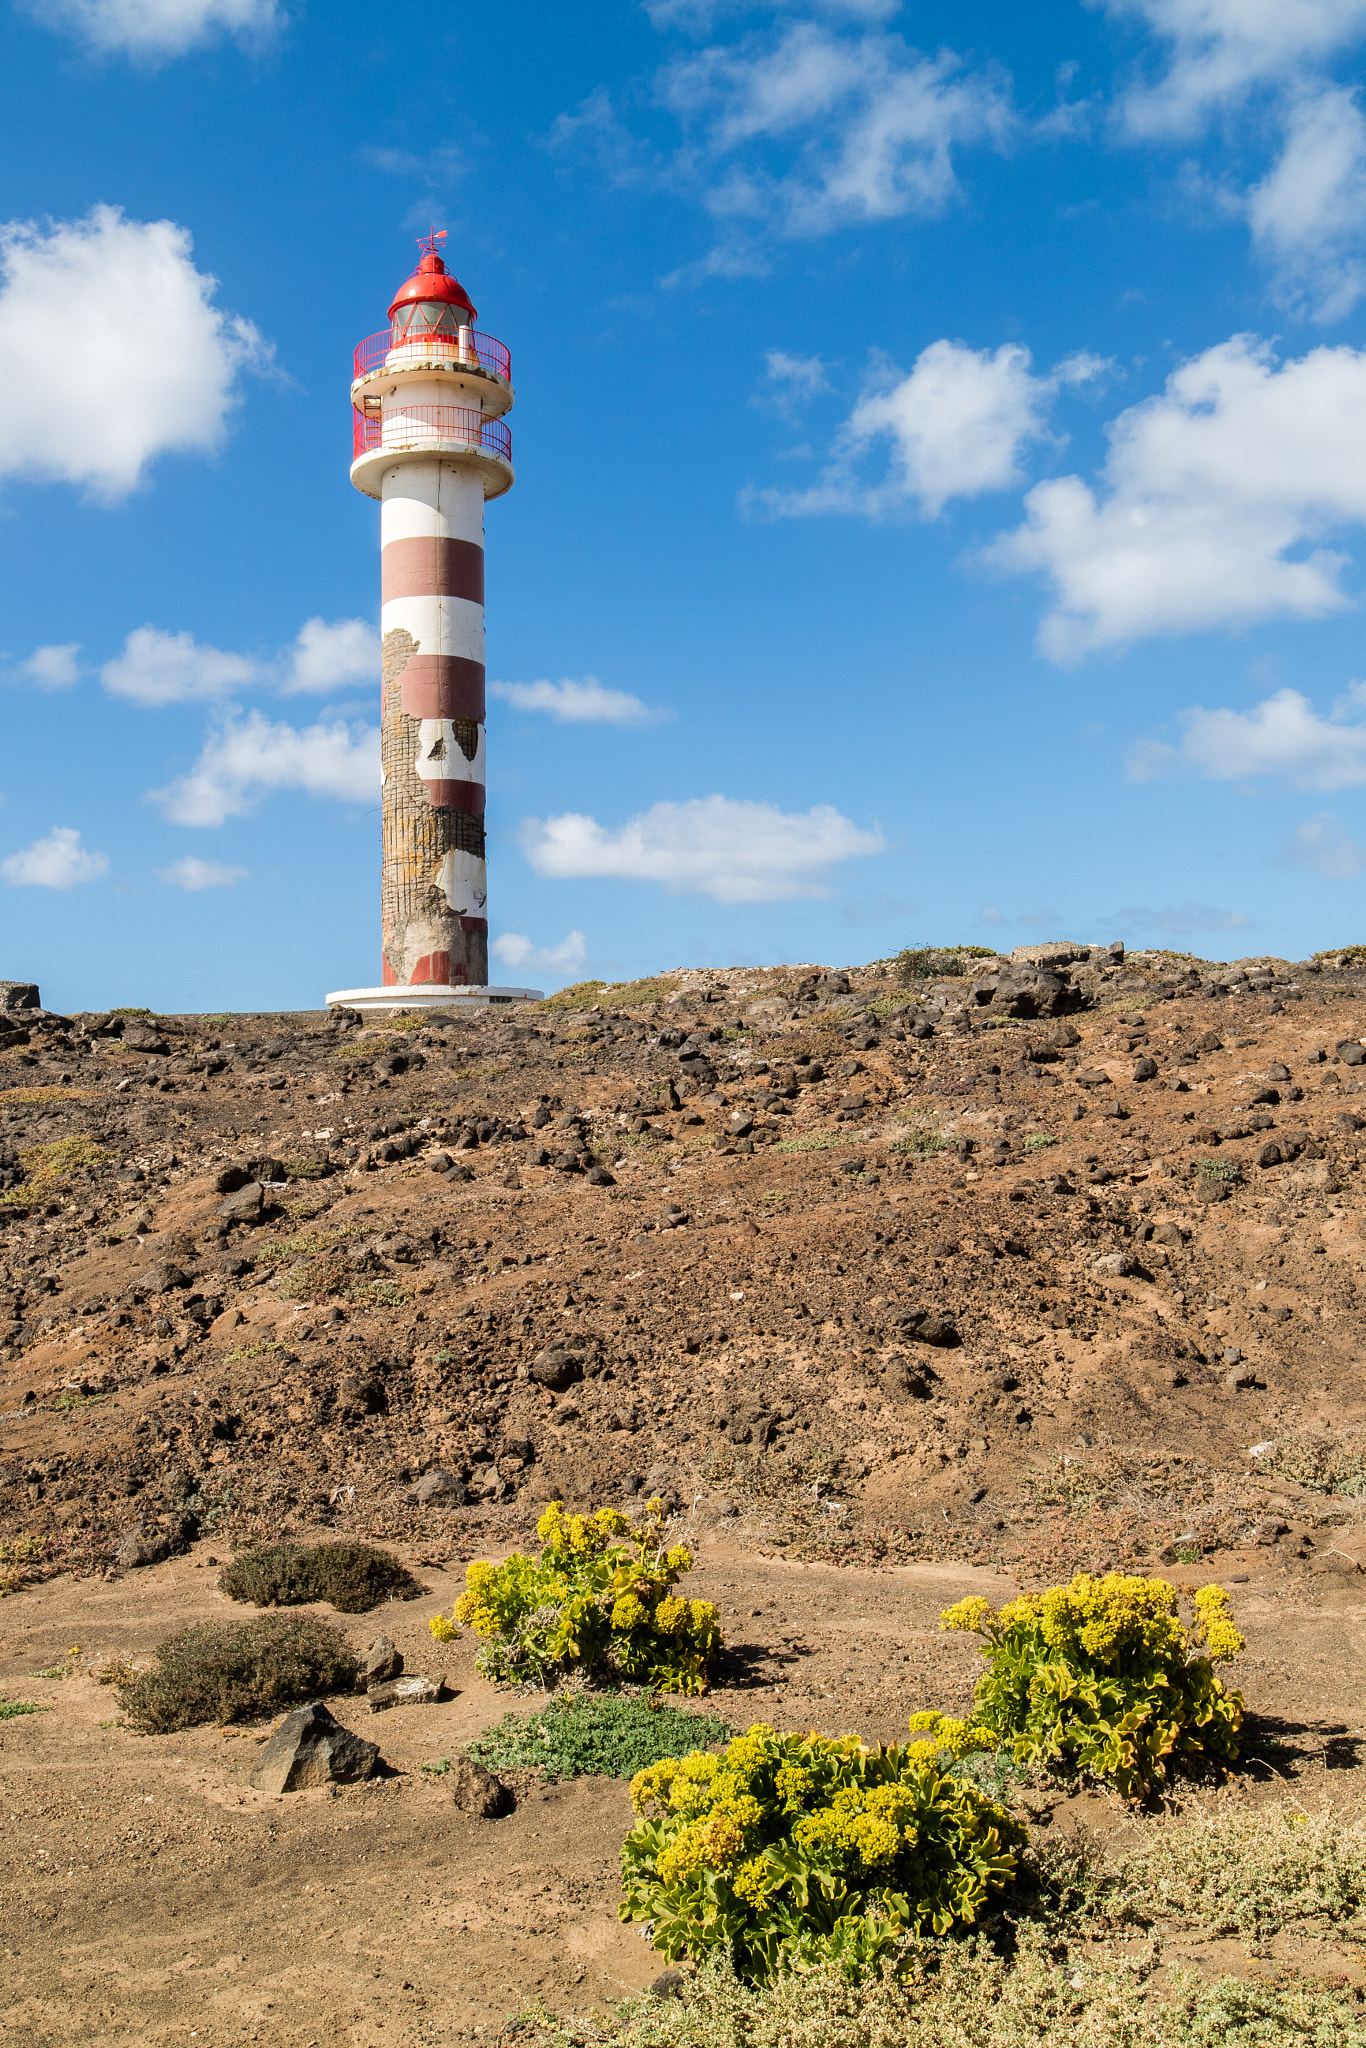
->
[327,234,541,1013]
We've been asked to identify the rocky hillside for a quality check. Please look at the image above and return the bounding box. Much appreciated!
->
[2,941,1365,1590]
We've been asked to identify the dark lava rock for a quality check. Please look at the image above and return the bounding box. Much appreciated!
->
[115,1526,170,1570]
[364,1635,403,1683]
[529,1347,584,1391]
[413,1468,467,1506]
[248,1702,381,1794]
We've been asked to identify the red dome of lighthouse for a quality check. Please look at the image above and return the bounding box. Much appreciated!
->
[388,231,476,325]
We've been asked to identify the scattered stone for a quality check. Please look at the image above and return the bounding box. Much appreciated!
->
[1093,1252,1137,1278]
[367,1675,449,1712]
[1226,1363,1257,1389]
[528,1347,584,1391]
[218,1181,264,1224]
[1132,1056,1158,1082]
[364,1635,403,1684]
[448,1757,511,1818]
[651,1970,687,1999]
[414,1468,467,1506]
[115,1527,170,1570]
[248,1702,381,1794]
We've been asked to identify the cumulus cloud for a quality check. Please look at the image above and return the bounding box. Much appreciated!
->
[150,708,379,826]
[1104,0,1366,136]
[519,794,883,903]
[1,826,108,888]
[661,23,1012,242]
[280,616,380,695]
[489,676,669,727]
[155,855,249,889]
[490,929,589,979]
[30,0,282,58]
[753,340,1105,520]
[1248,84,1366,320]
[987,335,1366,661]
[760,349,831,415]
[12,644,81,691]
[100,616,376,705]
[1129,683,1366,788]
[1280,811,1366,876]
[102,626,260,706]
[0,207,266,501]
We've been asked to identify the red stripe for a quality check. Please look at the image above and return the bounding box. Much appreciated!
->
[418,778,485,813]
[382,536,484,605]
[400,656,484,721]
[460,917,487,936]
[382,957,397,986]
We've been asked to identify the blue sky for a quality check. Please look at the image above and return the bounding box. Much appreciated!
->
[5,0,1366,1009]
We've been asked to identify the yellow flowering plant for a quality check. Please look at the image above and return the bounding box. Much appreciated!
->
[429,1498,722,1693]
[620,1722,1025,1981]
[920,1572,1245,1802]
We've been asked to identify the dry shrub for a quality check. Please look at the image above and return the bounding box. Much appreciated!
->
[119,1614,359,1733]
[218,1540,422,1614]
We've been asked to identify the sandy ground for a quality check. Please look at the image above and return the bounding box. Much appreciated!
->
[3,1527,1365,2046]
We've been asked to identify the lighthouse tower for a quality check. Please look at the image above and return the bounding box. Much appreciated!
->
[326,235,541,1013]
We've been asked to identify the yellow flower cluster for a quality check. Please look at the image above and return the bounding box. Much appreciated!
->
[907,1712,990,1760]
[943,1573,1209,1668]
[1192,1583,1245,1662]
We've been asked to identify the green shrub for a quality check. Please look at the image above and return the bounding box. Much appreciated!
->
[925,1572,1244,1801]
[218,1540,422,1614]
[1107,1805,1366,1945]
[118,1614,360,1732]
[466,1693,732,1782]
[0,1699,51,1721]
[620,1722,1024,1981]
[430,1500,722,1694]
[1195,1156,1242,1183]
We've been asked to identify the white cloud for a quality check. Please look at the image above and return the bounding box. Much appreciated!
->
[987,334,1366,661]
[1281,811,1366,876]
[1104,0,1366,136]
[2,826,108,888]
[1248,84,1366,320]
[102,626,261,706]
[1129,683,1366,788]
[753,340,1105,520]
[0,207,267,500]
[1109,900,1253,934]
[14,644,81,690]
[100,616,376,705]
[31,0,281,58]
[150,708,379,826]
[489,676,668,726]
[660,22,1011,245]
[490,929,589,979]
[646,0,901,27]
[155,855,249,889]
[760,349,831,414]
[520,794,884,903]
[280,616,380,695]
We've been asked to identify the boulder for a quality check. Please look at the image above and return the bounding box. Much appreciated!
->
[414,1468,467,1506]
[122,1019,169,1054]
[248,1702,381,1794]
[115,1526,170,1570]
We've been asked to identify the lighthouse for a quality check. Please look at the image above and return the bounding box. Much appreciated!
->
[327,234,541,1013]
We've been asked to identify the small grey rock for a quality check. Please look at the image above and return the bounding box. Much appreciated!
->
[249,1702,381,1795]
[651,1970,687,2000]
[115,1527,169,1570]
[1092,1252,1137,1278]
[414,1468,467,1506]
[1226,1364,1257,1389]
[218,1180,264,1224]
[1132,1056,1158,1082]
[364,1635,403,1684]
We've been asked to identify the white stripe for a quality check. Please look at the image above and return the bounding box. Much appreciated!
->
[380,461,485,546]
[414,720,486,788]
[381,594,484,663]
[436,848,487,916]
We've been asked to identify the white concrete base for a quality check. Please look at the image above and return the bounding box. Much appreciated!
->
[326,984,543,1013]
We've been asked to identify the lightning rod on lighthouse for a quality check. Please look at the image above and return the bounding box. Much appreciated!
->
[327,235,541,1013]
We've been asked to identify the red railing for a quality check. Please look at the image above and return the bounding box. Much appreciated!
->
[353,327,511,384]
[352,405,512,463]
